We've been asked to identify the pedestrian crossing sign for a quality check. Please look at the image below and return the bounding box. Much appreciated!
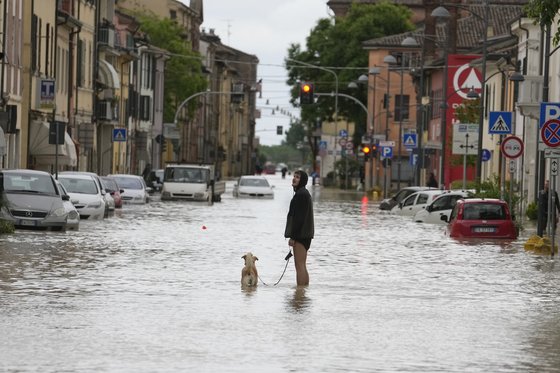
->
[488,111,512,134]
[403,133,417,148]
[112,128,127,142]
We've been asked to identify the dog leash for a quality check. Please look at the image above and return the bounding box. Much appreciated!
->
[258,251,292,286]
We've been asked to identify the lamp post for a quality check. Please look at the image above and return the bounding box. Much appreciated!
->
[349,66,381,190]
[383,55,397,198]
[286,58,339,186]
[431,6,451,189]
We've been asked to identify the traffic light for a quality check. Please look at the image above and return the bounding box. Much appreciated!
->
[276,125,283,135]
[300,82,314,104]
[370,144,378,156]
[362,145,371,160]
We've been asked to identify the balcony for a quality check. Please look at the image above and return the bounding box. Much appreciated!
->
[97,100,118,121]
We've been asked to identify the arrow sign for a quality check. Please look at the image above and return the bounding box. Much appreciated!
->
[552,159,559,176]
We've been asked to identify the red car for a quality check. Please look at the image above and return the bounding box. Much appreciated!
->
[101,176,123,209]
[442,198,518,239]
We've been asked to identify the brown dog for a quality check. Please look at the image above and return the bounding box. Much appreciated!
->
[241,252,259,287]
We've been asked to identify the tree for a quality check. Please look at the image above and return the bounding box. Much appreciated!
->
[136,14,207,122]
[286,1,415,145]
[526,0,560,45]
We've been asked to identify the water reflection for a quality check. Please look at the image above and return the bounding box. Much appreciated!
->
[287,286,310,313]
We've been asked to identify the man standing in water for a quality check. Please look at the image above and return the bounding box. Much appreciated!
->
[285,170,314,286]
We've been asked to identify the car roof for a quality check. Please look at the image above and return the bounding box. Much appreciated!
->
[107,174,142,179]
[457,198,504,204]
[57,173,97,180]
[1,169,52,176]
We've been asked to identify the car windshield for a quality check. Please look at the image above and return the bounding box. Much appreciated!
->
[59,177,99,194]
[240,178,269,187]
[463,203,506,220]
[112,177,143,190]
[2,173,57,194]
[165,167,208,183]
[101,177,119,192]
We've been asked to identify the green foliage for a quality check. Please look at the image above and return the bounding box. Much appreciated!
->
[284,120,306,147]
[526,201,538,220]
[0,220,14,234]
[525,0,560,45]
[136,14,207,122]
[474,174,521,215]
[334,157,361,189]
[286,1,415,144]
[259,145,307,168]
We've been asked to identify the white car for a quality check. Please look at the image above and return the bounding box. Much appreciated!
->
[57,173,106,220]
[107,174,150,204]
[413,190,474,224]
[391,189,446,217]
[55,180,80,230]
[232,175,274,199]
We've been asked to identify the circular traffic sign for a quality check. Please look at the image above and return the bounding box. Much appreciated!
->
[501,135,524,159]
[345,141,354,150]
[338,138,347,147]
[541,119,560,147]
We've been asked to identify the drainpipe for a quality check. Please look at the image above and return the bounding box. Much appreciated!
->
[0,0,8,107]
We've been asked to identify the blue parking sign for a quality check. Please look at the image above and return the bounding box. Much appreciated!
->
[381,146,393,159]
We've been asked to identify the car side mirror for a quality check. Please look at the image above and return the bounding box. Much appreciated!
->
[440,215,448,223]
[426,205,432,212]
[62,194,70,201]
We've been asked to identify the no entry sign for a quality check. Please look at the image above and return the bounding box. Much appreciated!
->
[501,135,524,159]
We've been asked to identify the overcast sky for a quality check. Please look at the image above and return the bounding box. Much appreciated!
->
[180,0,331,145]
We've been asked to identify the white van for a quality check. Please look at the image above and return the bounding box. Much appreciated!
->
[160,164,225,202]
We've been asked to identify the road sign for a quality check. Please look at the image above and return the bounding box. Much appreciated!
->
[509,160,516,173]
[338,138,347,147]
[452,123,479,155]
[481,148,491,162]
[403,133,417,148]
[501,135,523,159]
[112,128,127,142]
[540,102,560,128]
[379,140,395,147]
[552,159,559,176]
[488,111,512,134]
[545,148,560,158]
[339,129,348,138]
[345,141,354,150]
[541,119,560,147]
[319,140,327,150]
[381,146,393,159]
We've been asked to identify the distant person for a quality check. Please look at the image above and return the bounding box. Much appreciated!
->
[538,180,560,236]
[142,164,151,182]
[281,167,288,179]
[285,170,314,286]
[427,172,438,188]
[255,164,263,175]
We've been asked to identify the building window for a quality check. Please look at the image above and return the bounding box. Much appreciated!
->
[169,10,177,20]
[140,95,151,120]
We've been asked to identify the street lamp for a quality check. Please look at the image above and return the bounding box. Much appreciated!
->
[431,6,451,189]
[349,66,381,191]
[383,54,397,198]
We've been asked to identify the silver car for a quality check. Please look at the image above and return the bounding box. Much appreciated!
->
[0,169,70,231]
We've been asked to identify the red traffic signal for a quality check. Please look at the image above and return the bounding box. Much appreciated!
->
[300,82,314,104]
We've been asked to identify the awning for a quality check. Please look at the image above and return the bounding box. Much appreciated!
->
[29,121,77,166]
[0,126,6,156]
[98,60,120,89]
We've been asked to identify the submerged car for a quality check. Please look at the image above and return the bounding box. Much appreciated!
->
[379,186,436,211]
[442,198,518,239]
[107,174,150,204]
[56,180,80,230]
[101,176,123,209]
[391,190,445,216]
[413,190,474,224]
[233,175,275,199]
[0,169,70,231]
[57,172,107,220]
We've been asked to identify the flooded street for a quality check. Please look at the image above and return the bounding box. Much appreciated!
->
[1,174,560,372]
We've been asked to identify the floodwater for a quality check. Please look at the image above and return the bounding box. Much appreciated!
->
[1,174,560,372]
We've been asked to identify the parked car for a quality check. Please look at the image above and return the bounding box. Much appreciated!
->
[146,169,164,192]
[0,169,70,231]
[55,180,80,230]
[379,186,436,211]
[442,198,518,239]
[232,175,275,199]
[101,176,123,209]
[413,190,474,224]
[59,171,111,218]
[107,174,150,204]
[391,189,445,217]
[57,172,107,220]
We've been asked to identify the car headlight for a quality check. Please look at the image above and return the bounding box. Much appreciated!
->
[51,207,67,217]
[67,210,79,220]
